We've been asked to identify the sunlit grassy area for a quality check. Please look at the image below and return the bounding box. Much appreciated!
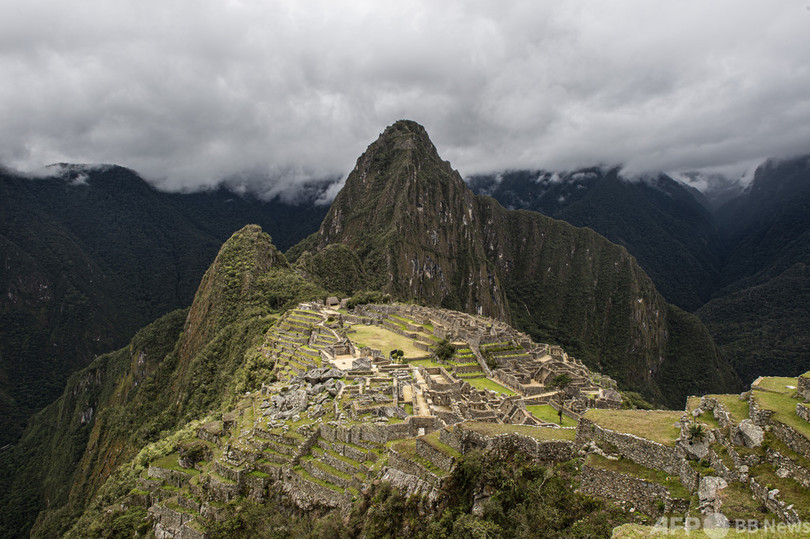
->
[710,393,750,423]
[460,421,576,441]
[348,324,424,357]
[583,409,682,446]
[464,376,516,395]
[526,404,577,427]
[752,388,810,439]
[408,358,445,368]
[753,376,797,393]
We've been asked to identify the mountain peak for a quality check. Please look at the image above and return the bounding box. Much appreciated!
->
[316,120,467,247]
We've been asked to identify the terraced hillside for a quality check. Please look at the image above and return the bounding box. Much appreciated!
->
[69,300,810,537]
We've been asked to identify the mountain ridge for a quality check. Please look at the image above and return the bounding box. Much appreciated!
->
[296,119,739,405]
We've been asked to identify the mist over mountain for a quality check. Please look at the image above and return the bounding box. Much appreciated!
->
[699,155,810,382]
[467,168,723,311]
[466,154,810,384]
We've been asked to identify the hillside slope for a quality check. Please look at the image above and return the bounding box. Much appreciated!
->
[699,155,810,382]
[294,120,739,406]
[467,168,723,311]
[0,166,328,444]
[0,225,326,537]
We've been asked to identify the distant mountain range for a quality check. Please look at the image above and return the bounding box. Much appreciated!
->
[467,155,810,384]
[1,121,742,536]
[0,165,330,444]
[290,121,737,407]
[1,126,806,449]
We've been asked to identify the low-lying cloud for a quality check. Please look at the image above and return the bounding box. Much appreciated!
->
[2,1,808,195]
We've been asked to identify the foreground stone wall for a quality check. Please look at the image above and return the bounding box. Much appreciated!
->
[796,402,810,423]
[580,465,689,518]
[441,425,574,463]
[575,418,681,474]
[749,476,801,524]
[797,375,810,402]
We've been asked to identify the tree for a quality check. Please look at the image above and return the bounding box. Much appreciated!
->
[548,374,572,390]
[433,339,456,362]
[688,423,706,443]
[389,349,405,364]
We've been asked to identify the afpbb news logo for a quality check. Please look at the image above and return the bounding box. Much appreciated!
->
[653,513,810,536]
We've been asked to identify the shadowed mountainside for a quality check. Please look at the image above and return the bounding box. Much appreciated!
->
[291,120,739,406]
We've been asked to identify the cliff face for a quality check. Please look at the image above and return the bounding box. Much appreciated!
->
[316,121,509,319]
[304,120,738,404]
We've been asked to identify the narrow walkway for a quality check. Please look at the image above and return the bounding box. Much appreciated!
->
[412,368,431,416]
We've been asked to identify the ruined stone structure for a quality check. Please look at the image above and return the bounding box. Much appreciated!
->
[133,303,810,536]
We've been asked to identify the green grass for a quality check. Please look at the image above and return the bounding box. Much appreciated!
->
[152,453,200,475]
[585,454,689,498]
[750,464,810,520]
[390,314,416,325]
[716,481,770,522]
[422,430,462,459]
[753,376,797,393]
[348,324,424,357]
[709,394,750,423]
[460,421,576,441]
[408,358,445,368]
[526,405,577,427]
[464,376,516,395]
[391,438,448,476]
[583,409,682,446]
[752,388,810,439]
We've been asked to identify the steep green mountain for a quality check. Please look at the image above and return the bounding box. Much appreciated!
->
[293,120,738,406]
[0,225,326,537]
[467,157,810,386]
[0,166,329,444]
[698,155,810,383]
[466,169,723,311]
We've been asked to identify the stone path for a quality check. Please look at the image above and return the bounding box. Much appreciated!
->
[412,369,431,416]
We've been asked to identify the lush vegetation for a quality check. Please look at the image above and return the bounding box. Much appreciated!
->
[105,451,629,538]
[0,166,328,444]
[0,226,326,537]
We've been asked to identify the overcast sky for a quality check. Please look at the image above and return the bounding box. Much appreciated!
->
[2,1,809,193]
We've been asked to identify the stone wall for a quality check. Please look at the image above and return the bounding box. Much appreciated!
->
[387,448,443,489]
[769,420,810,462]
[749,476,801,524]
[580,465,689,518]
[148,465,194,489]
[416,438,455,472]
[749,394,775,427]
[149,502,208,539]
[765,447,810,489]
[797,375,810,402]
[797,402,810,423]
[575,418,682,474]
[443,425,574,463]
[380,467,441,504]
[280,469,351,510]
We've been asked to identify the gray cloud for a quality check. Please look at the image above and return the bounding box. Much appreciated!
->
[2,1,809,194]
